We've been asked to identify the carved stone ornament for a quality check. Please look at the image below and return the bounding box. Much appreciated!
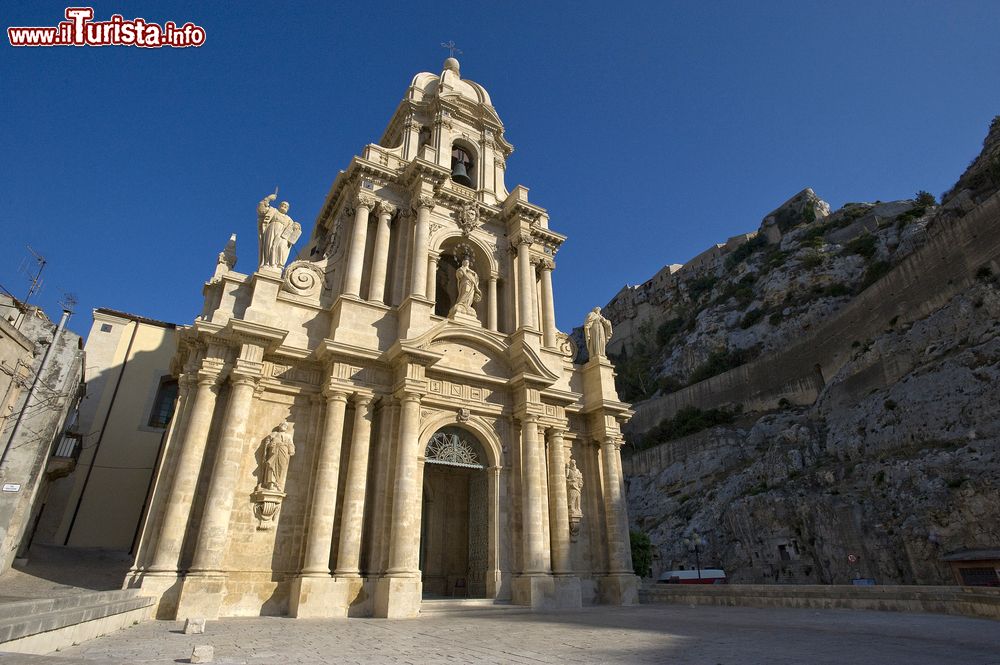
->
[374,200,397,217]
[458,203,480,236]
[414,194,436,211]
[556,332,577,360]
[566,455,584,541]
[282,261,325,298]
[251,421,296,530]
[355,193,377,210]
[456,407,471,422]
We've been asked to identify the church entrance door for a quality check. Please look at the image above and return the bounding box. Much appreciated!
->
[419,427,489,598]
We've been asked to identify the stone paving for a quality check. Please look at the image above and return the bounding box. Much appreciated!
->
[9,603,997,665]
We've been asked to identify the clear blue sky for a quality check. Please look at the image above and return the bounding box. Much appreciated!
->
[3,1,998,336]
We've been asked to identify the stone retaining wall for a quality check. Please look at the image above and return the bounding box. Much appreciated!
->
[640,584,1000,621]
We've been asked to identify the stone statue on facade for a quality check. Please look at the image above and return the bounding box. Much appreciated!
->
[257,193,302,271]
[258,422,296,492]
[583,306,613,359]
[566,456,584,519]
[449,257,482,317]
[566,455,583,541]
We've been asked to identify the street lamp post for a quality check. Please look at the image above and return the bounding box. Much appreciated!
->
[683,533,707,580]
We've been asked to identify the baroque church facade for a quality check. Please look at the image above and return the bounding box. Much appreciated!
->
[127,58,637,619]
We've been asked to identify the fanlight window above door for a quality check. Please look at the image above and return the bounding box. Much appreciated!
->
[425,431,484,469]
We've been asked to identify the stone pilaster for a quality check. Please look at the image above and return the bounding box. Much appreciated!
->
[426,252,440,303]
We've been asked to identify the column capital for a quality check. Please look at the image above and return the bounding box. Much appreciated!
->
[355,192,377,210]
[520,413,540,426]
[351,392,375,408]
[229,371,260,389]
[374,200,396,217]
[195,368,223,387]
[511,232,534,249]
[394,389,423,405]
[322,387,350,403]
[413,194,436,211]
[536,256,555,272]
[547,427,567,440]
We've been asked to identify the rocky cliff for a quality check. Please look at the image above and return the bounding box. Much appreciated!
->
[617,118,1000,585]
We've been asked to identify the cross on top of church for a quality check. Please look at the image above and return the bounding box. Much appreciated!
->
[441,40,462,58]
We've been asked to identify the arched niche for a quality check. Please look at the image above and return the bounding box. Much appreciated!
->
[433,236,494,325]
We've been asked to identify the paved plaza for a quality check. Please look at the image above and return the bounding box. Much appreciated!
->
[3,603,997,665]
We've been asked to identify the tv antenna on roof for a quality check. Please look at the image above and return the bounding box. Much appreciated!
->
[441,40,462,58]
[18,246,47,306]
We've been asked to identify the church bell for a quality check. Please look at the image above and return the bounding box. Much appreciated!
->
[451,160,473,187]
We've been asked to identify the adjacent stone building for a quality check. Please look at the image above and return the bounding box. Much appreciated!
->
[0,296,83,573]
[128,58,638,619]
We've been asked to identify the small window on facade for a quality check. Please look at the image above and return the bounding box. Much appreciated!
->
[148,379,179,429]
[100,323,113,333]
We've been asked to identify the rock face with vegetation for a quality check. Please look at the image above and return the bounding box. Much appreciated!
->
[616,118,1000,585]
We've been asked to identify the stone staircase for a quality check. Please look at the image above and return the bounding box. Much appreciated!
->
[0,589,154,655]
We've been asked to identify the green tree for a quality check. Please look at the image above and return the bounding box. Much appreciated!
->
[630,530,653,578]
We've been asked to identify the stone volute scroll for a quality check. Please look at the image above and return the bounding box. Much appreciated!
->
[257,191,303,273]
[282,260,325,299]
[250,420,296,530]
[583,306,613,360]
[566,455,583,540]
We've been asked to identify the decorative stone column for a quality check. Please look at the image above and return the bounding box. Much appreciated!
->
[334,394,374,577]
[368,201,395,303]
[519,415,548,574]
[546,429,571,575]
[409,196,434,298]
[375,391,423,618]
[538,257,557,348]
[146,368,221,574]
[487,276,498,332]
[299,391,349,576]
[514,234,536,330]
[343,194,376,298]
[188,369,259,574]
[176,345,261,619]
[426,253,440,303]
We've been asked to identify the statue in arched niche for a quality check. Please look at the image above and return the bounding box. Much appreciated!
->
[449,256,481,318]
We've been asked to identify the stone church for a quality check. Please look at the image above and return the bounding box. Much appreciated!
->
[127,57,637,619]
